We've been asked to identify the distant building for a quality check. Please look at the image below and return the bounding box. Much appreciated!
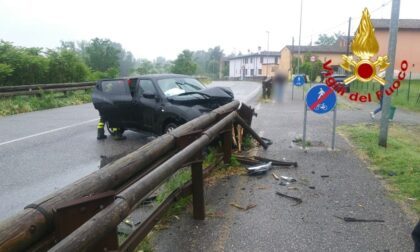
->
[278,19,420,79]
[226,51,280,80]
[372,19,420,78]
[278,36,351,78]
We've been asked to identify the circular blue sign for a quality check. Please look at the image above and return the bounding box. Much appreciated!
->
[293,75,305,86]
[305,84,336,114]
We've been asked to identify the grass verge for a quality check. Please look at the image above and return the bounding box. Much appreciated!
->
[339,123,420,214]
[349,79,420,112]
[0,90,92,116]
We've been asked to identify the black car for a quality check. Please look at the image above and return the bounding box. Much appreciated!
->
[92,74,234,135]
[332,74,351,93]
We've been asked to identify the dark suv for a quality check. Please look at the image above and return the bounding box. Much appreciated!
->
[92,74,234,135]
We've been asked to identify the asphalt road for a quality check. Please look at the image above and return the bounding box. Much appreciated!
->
[0,80,261,220]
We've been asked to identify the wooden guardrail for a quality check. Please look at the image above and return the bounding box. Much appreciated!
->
[0,101,273,251]
[0,82,96,97]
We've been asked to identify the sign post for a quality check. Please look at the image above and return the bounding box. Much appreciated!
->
[303,84,337,150]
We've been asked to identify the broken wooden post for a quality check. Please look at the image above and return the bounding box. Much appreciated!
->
[191,156,205,220]
[235,114,268,149]
[223,124,233,164]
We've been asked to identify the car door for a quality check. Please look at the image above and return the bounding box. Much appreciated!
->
[98,79,133,125]
[133,79,160,131]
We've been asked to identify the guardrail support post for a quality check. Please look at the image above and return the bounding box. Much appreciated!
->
[191,156,205,220]
[223,124,233,164]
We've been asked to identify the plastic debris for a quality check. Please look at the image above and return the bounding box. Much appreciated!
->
[275,192,303,206]
[321,175,330,178]
[279,181,290,186]
[247,162,272,175]
[280,176,296,182]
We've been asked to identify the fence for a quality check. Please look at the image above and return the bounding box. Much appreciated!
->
[0,82,96,97]
[0,101,271,251]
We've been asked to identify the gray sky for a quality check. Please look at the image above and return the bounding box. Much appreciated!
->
[0,0,419,60]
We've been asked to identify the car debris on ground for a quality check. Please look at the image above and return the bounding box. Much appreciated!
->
[275,192,303,206]
[280,176,296,182]
[333,215,385,223]
[246,162,272,175]
[230,203,257,211]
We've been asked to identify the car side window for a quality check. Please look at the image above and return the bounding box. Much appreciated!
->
[139,80,156,94]
[100,80,127,95]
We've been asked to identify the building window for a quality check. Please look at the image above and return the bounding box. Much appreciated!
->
[245,58,248,64]
[250,57,253,63]
[258,69,262,75]
[251,69,254,76]
[244,69,247,76]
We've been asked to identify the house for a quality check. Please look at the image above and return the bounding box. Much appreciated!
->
[278,36,351,79]
[227,51,280,80]
[372,19,420,78]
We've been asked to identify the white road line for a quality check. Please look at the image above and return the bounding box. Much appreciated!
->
[0,118,98,147]
[244,85,262,103]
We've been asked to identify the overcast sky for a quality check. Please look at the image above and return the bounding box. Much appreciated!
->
[0,0,419,60]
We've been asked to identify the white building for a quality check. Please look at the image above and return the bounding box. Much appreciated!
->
[227,51,280,80]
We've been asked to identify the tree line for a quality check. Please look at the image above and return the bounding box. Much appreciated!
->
[0,38,226,86]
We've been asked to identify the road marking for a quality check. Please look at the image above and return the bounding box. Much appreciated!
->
[244,85,261,103]
[0,118,98,147]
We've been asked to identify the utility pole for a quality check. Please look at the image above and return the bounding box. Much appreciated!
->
[266,31,270,76]
[297,0,303,75]
[379,0,400,147]
[346,17,352,56]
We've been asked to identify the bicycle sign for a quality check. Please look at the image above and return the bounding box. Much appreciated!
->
[305,84,336,114]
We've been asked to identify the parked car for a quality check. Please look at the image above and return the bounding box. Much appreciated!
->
[92,74,234,135]
[332,74,351,93]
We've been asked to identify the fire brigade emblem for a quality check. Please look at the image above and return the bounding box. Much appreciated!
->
[341,8,389,85]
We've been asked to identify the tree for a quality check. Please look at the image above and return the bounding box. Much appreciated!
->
[0,63,13,84]
[0,41,49,85]
[171,50,197,75]
[84,38,120,72]
[315,34,336,46]
[315,32,346,46]
[136,59,156,75]
[47,49,90,83]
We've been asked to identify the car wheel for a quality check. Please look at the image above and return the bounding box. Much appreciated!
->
[164,122,178,134]
[106,121,125,136]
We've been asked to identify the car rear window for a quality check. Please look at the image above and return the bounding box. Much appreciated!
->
[100,80,127,95]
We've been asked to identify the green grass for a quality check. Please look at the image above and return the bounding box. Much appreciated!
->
[0,90,92,116]
[156,168,192,204]
[119,233,154,252]
[350,79,420,112]
[339,123,420,213]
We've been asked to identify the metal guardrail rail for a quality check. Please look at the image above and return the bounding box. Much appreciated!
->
[0,82,96,97]
[0,101,272,251]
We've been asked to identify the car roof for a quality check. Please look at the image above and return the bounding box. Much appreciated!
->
[98,74,193,82]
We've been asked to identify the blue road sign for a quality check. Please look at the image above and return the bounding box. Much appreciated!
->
[293,75,305,86]
[306,84,336,114]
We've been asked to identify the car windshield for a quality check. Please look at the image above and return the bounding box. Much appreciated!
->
[157,78,205,97]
